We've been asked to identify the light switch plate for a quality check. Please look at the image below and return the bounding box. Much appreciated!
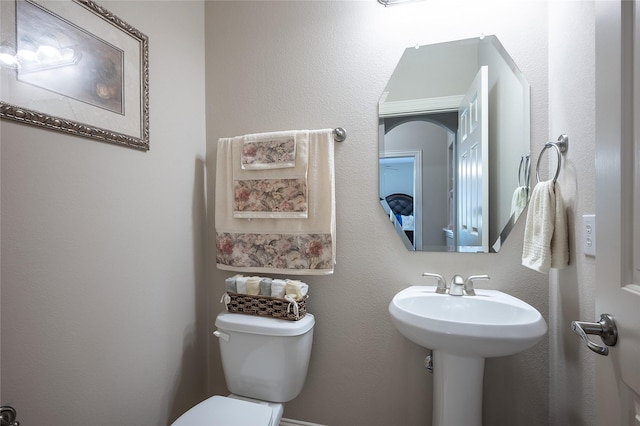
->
[583,214,596,257]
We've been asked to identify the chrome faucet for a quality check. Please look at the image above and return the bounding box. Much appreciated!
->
[422,273,490,296]
[422,272,447,294]
[448,274,465,296]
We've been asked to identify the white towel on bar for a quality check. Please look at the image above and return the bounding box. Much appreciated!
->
[522,180,569,273]
[216,129,336,275]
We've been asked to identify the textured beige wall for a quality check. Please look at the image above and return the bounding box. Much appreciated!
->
[205,2,550,425]
[548,2,597,425]
[1,1,208,424]
[1,2,600,425]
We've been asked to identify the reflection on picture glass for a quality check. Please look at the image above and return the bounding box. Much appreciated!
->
[16,0,124,114]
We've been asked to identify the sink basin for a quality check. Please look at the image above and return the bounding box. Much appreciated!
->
[389,285,547,426]
[389,285,547,357]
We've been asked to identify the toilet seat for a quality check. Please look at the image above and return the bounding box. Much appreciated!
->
[171,395,273,426]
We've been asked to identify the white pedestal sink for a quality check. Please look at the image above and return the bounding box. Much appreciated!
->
[389,286,547,426]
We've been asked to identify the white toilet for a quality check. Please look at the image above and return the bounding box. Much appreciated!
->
[172,311,315,426]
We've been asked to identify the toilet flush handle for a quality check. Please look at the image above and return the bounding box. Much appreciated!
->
[213,330,230,342]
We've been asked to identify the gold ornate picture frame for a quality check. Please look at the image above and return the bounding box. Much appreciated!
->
[0,0,149,151]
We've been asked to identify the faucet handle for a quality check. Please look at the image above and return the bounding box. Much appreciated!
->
[422,272,447,294]
[464,275,490,296]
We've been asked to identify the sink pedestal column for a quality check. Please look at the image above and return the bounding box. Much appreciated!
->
[432,350,485,426]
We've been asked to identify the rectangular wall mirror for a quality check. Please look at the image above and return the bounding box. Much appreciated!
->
[378,35,531,253]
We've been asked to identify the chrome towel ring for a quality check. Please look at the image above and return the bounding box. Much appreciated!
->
[536,134,569,183]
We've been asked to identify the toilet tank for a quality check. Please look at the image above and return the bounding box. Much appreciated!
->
[214,312,315,403]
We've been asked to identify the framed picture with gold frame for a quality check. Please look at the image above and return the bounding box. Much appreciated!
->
[0,0,149,150]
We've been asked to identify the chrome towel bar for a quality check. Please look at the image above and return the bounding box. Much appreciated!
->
[332,127,347,142]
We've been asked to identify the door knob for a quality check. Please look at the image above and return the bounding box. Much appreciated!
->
[0,406,19,426]
[571,313,618,356]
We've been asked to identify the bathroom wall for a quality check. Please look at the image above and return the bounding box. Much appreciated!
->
[548,2,597,425]
[0,1,208,424]
[205,1,551,425]
[0,1,599,425]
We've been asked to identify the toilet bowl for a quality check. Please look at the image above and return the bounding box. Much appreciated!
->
[172,312,315,425]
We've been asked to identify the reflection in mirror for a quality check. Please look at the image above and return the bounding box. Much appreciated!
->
[379,35,530,253]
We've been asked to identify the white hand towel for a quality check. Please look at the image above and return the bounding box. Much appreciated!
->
[285,279,309,301]
[522,181,569,273]
[236,276,249,294]
[271,279,287,298]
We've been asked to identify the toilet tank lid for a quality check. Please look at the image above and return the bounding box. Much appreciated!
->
[215,312,315,336]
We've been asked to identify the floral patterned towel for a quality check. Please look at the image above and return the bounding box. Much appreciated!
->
[241,135,296,169]
[233,178,308,219]
[233,130,309,219]
[215,129,335,275]
[216,232,333,273]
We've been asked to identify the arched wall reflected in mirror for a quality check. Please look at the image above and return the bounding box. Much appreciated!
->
[379,35,531,253]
